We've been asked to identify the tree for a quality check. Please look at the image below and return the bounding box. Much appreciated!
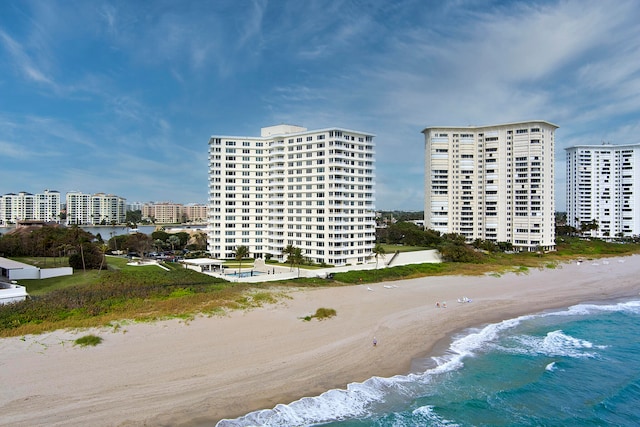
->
[154,239,165,253]
[283,244,296,271]
[98,243,109,273]
[175,232,190,248]
[438,241,482,263]
[124,232,152,258]
[125,210,142,225]
[386,221,425,245]
[151,230,170,242]
[372,244,386,270]
[68,243,103,270]
[187,232,207,251]
[290,247,304,278]
[168,235,181,252]
[235,245,249,277]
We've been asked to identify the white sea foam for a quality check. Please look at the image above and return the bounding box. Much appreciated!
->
[412,405,460,426]
[545,361,557,371]
[216,299,640,427]
[549,300,640,317]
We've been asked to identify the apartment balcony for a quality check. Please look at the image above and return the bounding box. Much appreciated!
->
[269,140,285,148]
[268,156,285,164]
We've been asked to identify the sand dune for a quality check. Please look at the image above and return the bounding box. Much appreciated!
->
[1,255,638,427]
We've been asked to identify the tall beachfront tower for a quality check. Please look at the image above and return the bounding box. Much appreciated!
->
[207,124,376,265]
[422,121,558,252]
[566,143,640,239]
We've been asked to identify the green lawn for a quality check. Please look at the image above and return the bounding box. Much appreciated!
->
[11,256,70,268]
[381,244,432,253]
[15,255,166,296]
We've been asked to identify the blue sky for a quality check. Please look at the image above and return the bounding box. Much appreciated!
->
[1,0,639,211]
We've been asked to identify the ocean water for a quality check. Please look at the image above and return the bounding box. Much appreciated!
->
[216,298,640,427]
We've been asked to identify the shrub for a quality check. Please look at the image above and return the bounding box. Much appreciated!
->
[313,307,336,320]
[74,334,103,347]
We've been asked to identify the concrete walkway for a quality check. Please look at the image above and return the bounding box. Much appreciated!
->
[206,250,441,283]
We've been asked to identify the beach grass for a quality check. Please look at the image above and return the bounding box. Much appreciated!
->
[74,334,103,347]
[2,238,640,338]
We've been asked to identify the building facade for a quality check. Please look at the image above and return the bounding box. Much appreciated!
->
[35,190,62,223]
[422,121,557,252]
[139,202,207,223]
[184,203,207,222]
[66,191,126,225]
[207,124,376,264]
[566,143,640,239]
[142,202,183,223]
[91,193,127,225]
[0,190,61,225]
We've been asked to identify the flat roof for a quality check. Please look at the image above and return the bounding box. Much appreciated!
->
[210,126,375,141]
[0,257,36,270]
[182,258,225,266]
[565,143,640,150]
[421,120,559,134]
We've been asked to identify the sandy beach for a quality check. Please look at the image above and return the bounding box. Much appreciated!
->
[1,255,639,427]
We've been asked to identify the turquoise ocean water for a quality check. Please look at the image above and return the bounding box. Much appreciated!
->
[217,298,640,427]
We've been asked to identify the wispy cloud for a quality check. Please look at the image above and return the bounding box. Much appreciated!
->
[0,28,54,86]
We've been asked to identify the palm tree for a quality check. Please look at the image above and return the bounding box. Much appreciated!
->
[168,235,181,253]
[283,244,296,271]
[235,245,249,277]
[373,244,386,270]
[98,243,109,273]
[291,247,304,278]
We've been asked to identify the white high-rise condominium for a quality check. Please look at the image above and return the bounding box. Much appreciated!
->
[66,191,126,225]
[66,191,92,225]
[0,191,34,224]
[566,143,640,239]
[35,189,61,223]
[422,121,558,252]
[207,124,376,265]
[0,190,61,225]
[91,193,127,225]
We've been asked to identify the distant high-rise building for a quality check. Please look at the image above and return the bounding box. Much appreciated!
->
[35,190,61,223]
[207,124,376,264]
[127,201,146,212]
[91,193,126,225]
[66,191,126,225]
[0,190,61,225]
[566,143,640,239]
[66,191,92,225]
[142,202,183,224]
[0,191,34,224]
[422,121,557,252]
[183,203,207,222]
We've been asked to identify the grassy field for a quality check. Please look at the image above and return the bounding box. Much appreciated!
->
[16,256,164,295]
[2,238,639,338]
[381,244,431,253]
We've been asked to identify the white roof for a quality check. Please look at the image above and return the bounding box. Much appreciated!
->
[182,258,225,266]
[0,257,37,270]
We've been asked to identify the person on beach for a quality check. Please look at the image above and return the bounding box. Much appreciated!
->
[373,337,377,347]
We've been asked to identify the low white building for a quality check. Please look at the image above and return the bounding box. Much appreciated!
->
[0,257,73,281]
[0,281,28,305]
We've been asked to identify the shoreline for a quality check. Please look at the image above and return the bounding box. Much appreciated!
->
[1,255,639,427]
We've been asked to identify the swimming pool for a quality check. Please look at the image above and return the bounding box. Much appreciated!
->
[225,271,264,278]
